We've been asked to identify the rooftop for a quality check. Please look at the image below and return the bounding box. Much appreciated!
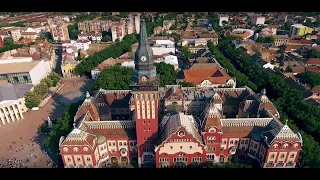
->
[0,83,33,102]
[0,61,40,74]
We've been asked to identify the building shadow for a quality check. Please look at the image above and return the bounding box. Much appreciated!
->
[32,80,92,167]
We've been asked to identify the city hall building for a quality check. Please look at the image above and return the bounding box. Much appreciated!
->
[59,19,302,168]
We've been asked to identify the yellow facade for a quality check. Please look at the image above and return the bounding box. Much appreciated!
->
[298,27,313,36]
[61,63,79,78]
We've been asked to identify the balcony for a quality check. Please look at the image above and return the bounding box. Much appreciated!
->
[276,163,284,167]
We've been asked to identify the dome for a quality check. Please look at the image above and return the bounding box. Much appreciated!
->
[97,135,106,144]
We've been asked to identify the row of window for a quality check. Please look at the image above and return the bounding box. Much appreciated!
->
[270,153,295,159]
[67,157,91,162]
[268,161,294,166]
[272,143,299,148]
[170,146,193,150]
[64,147,89,152]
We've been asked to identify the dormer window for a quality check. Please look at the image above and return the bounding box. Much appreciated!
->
[178,130,185,137]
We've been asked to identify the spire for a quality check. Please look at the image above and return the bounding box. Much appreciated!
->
[285,119,288,125]
[86,91,90,99]
[139,19,148,45]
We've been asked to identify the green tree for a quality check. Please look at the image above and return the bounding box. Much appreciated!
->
[48,72,61,87]
[24,91,41,109]
[41,78,53,88]
[256,36,275,43]
[75,33,138,76]
[306,49,320,58]
[68,23,81,40]
[170,32,180,43]
[34,81,49,98]
[102,35,112,42]
[296,71,320,88]
[19,37,24,41]
[92,65,134,91]
[169,24,177,30]
[3,37,14,46]
[43,102,80,154]
[155,62,178,87]
[178,81,195,87]
[285,66,293,73]
[181,46,192,63]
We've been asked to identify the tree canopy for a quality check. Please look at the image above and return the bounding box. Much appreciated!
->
[43,102,80,155]
[256,36,275,43]
[155,62,178,87]
[178,81,195,87]
[306,49,320,58]
[68,23,81,40]
[296,71,320,88]
[75,33,138,76]
[213,36,320,168]
[24,72,61,109]
[92,65,134,91]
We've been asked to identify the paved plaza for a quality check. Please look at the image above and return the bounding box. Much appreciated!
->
[0,80,91,168]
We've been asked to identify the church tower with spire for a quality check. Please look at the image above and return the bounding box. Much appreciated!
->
[130,19,159,168]
[131,19,158,91]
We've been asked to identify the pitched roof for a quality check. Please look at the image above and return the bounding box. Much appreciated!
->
[199,33,219,38]
[183,68,233,85]
[291,67,305,73]
[311,85,320,94]
[0,83,33,102]
[303,58,320,66]
[159,112,202,145]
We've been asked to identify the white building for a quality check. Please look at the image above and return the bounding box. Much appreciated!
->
[62,40,91,51]
[0,83,34,126]
[0,60,48,85]
[158,55,179,70]
[219,15,229,26]
[0,56,33,64]
[252,16,265,25]
[78,32,102,43]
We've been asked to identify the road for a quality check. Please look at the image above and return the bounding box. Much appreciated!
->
[0,81,91,168]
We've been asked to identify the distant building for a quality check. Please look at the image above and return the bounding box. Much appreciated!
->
[232,29,254,40]
[273,35,289,46]
[121,18,135,35]
[290,24,313,36]
[151,40,175,55]
[219,15,229,26]
[252,16,265,25]
[163,20,176,31]
[78,20,112,34]
[61,54,80,78]
[180,63,236,88]
[10,29,22,42]
[198,33,219,45]
[48,17,70,41]
[62,40,91,51]
[111,22,125,42]
[78,32,102,43]
[0,83,34,126]
[0,60,47,85]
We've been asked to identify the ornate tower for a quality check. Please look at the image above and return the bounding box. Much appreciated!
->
[130,19,159,168]
[131,19,158,91]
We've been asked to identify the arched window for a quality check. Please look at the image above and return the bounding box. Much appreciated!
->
[83,147,88,152]
[63,147,68,152]
[73,147,78,152]
[273,144,278,148]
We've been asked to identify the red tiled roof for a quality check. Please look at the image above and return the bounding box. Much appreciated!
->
[291,67,305,74]
[183,68,233,85]
[304,58,320,66]
[199,33,219,38]
[32,53,41,60]
[62,40,71,44]
[233,31,251,39]
[21,31,38,35]
[312,85,320,94]
[306,66,320,73]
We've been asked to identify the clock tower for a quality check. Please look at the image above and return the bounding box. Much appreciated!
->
[131,19,158,90]
[130,19,159,168]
